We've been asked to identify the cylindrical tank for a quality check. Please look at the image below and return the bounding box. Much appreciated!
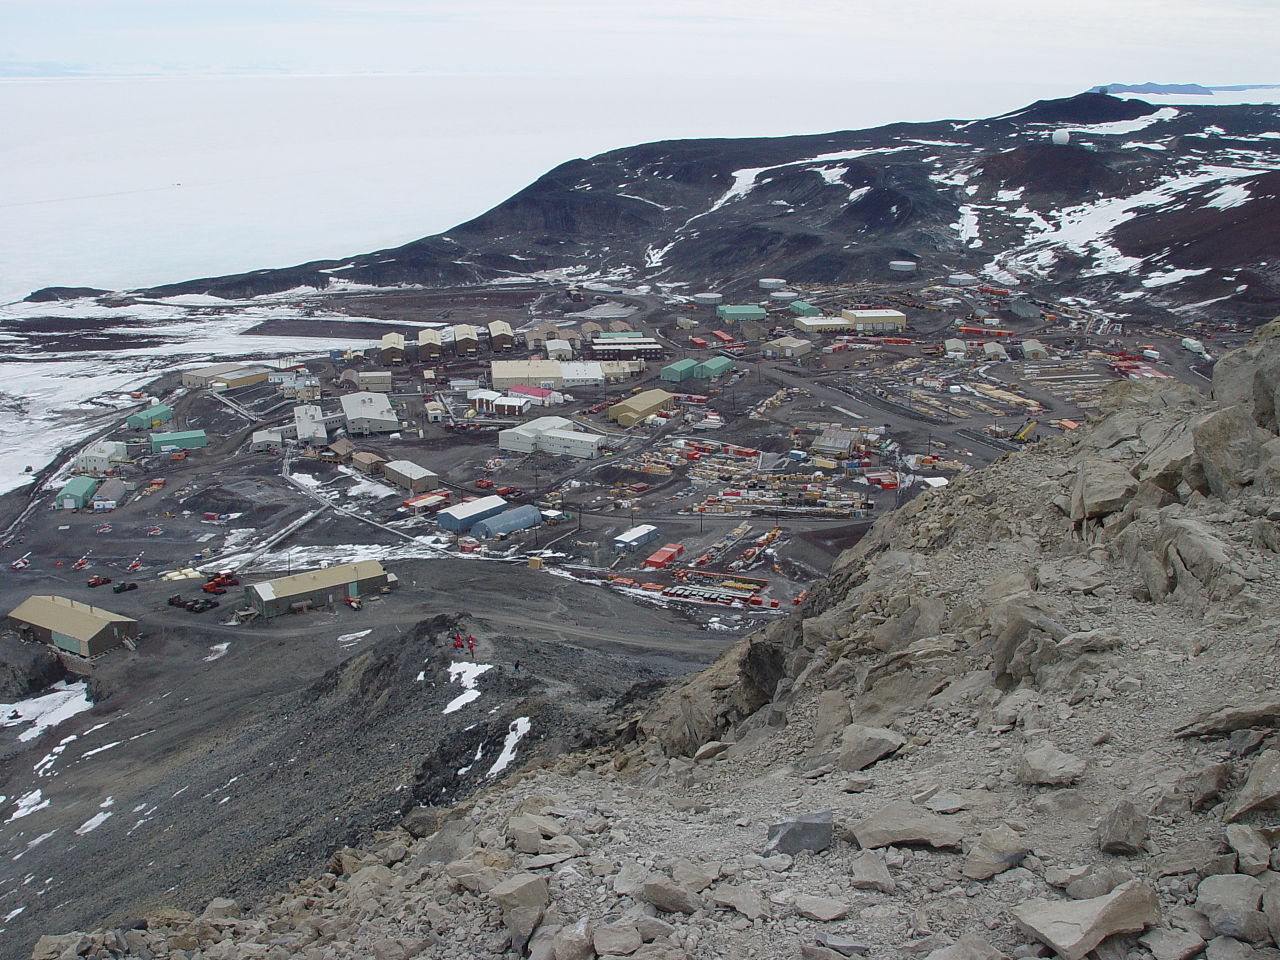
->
[1051,130,1071,145]
[889,260,917,273]
[691,292,723,306]
[949,273,979,287]
[758,278,787,290]
[769,290,799,302]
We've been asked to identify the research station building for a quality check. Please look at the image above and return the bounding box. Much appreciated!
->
[8,595,139,658]
[244,560,393,618]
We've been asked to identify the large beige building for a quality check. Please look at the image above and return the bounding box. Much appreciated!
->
[8,595,139,658]
[607,389,676,426]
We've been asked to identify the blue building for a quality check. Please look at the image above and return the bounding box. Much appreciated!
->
[472,505,542,538]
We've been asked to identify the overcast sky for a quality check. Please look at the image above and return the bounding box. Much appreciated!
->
[3,0,1277,83]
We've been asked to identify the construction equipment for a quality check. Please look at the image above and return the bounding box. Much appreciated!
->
[10,552,31,570]
[72,551,92,570]
[1011,420,1038,442]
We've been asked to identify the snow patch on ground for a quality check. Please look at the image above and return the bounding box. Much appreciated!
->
[1204,182,1253,210]
[1143,268,1211,288]
[2,682,94,744]
[952,206,982,247]
[4,789,50,823]
[203,642,231,662]
[74,811,112,835]
[443,661,493,715]
[488,717,531,776]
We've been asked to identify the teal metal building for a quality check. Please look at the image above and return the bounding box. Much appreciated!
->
[126,403,173,429]
[694,356,735,379]
[56,476,98,510]
[660,359,698,382]
[716,305,767,322]
[149,429,208,453]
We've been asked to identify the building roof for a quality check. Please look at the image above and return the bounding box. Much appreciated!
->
[8,595,135,642]
[611,389,675,414]
[507,416,575,438]
[614,524,658,544]
[384,460,436,480]
[491,359,563,381]
[328,438,356,457]
[472,504,542,537]
[340,392,397,420]
[59,476,98,497]
[696,356,734,375]
[248,560,387,603]
[842,308,907,320]
[438,495,508,522]
[663,359,698,373]
[487,320,513,337]
[351,451,387,464]
[417,328,442,345]
[150,429,206,443]
[450,324,478,341]
[510,384,555,398]
[185,362,244,377]
[93,478,128,500]
[767,335,811,348]
[546,338,572,350]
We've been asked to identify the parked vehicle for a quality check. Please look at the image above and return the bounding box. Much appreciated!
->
[167,594,189,608]
[112,581,138,593]
[202,583,227,594]
[87,575,112,587]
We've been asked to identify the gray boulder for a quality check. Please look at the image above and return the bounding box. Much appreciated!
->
[1139,925,1206,960]
[848,850,896,892]
[923,934,1008,960]
[763,809,833,857]
[1097,799,1149,855]
[1011,880,1160,960]
[1018,742,1087,786]
[963,825,1031,880]
[640,876,703,915]
[794,894,851,922]
[850,802,964,850]
[835,723,904,772]
[488,873,550,953]
[1071,460,1138,520]
[553,918,595,960]
[1225,825,1271,877]
[1195,874,1269,943]
[1226,750,1280,822]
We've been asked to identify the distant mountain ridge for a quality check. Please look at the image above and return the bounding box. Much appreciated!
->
[37,92,1280,324]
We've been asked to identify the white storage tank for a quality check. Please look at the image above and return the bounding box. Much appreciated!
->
[889,260,918,273]
[1051,130,1071,145]
[948,273,978,287]
[769,290,800,302]
[692,292,724,306]
[758,278,787,290]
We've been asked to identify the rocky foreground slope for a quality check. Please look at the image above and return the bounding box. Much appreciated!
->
[32,321,1280,960]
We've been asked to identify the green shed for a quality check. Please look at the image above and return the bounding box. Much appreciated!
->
[149,429,207,453]
[126,403,173,429]
[660,359,698,382]
[716,305,767,322]
[56,476,98,510]
[595,331,644,339]
[789,300,821,316]
[694,356,735,379]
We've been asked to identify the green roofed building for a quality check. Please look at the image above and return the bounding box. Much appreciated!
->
[789,300,821,316]
[716,304,767,322]
[595,331,644,339]
[694,355,734,379]
[56,476,98,510]
[125,402,173,429]
[149,429,207,453]
[660,359,698,382]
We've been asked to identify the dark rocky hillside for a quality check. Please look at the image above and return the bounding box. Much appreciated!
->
[33,92,1278,324]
